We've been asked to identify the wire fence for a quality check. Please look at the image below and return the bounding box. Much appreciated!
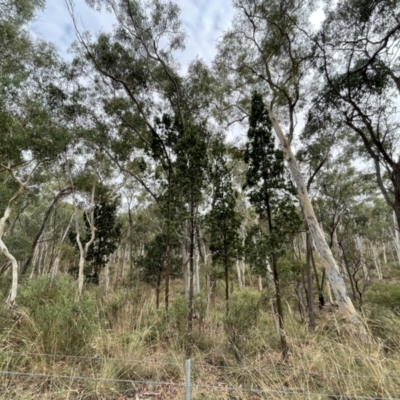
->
[1,369,399,399]
[1,351,399,399]
[2,350,400,379]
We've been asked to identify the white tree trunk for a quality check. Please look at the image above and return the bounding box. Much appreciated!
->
[29,246,39,279]
[105,261,110,290]
[326,279,334,303]
[393,212,400,264]
[236,259,243,288]
[355,236,370,282]
[51,213,73,278]
[194,243,200,296]
[383,243,387,265]
[182,240,189,302]
[69,171,97,297]
[269,110,360,325]
[258,275,263,291]
[0,164,35,310]
[0,238,18,309]
[371,244,382,281]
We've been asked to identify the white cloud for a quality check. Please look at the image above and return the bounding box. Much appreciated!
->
[30,0,235,71]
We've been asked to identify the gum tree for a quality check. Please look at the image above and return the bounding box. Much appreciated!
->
[215,0,362,325]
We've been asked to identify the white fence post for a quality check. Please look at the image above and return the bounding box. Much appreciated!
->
[185,359,191,400]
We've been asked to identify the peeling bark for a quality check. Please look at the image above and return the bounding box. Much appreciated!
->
[268,109,361,326]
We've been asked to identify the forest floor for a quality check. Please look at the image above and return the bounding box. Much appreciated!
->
[1,274,400,399]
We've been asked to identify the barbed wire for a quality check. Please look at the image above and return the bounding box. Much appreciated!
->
[1,350,399,380]
[0,369,398,399]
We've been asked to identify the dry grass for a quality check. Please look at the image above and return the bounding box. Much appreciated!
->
[1,275,400,399]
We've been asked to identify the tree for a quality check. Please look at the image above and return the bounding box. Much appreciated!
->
[136,231,180,309]
[314,0,400,232]
[83,186,122,284]
[206,142,241,315]
[69,179,123,286]
[215,0,362,327]
[244,92,301,357]
[0,0,72,310]
[173,120,208,357]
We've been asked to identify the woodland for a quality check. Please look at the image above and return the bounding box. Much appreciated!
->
[1,0,400,399]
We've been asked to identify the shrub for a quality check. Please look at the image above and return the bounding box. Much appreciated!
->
[16,275,102,355]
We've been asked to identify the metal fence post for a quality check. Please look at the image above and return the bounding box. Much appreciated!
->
[185,359,191,400]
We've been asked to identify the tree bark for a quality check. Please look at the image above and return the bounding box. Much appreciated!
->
[268,109,361,326]
[224,239,229,315]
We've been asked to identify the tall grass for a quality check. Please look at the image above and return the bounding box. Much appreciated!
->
[0,276,400,399]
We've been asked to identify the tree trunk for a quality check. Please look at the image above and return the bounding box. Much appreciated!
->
[0,238,18,311]
[0,172,29,310]
[165,215,170,312]
[393,164,400,233]
[339,240,357,301]
[156,270,161,310]
[128,201,134,281]
[393,211,400,264]
[105,261,110,290]
[271,256,289,358]
[266,260,279,335]
[50,212,73,278]
[236,258,243,288]
[22,186,71,275]
[355,236,370,282]
[269,109,361,326]
[182,237,189,302]
[70,173,97,297]
[165,169,171,312]
[224,239,229,315]
[371,244,382,280]
[306,231,315,331]
[194,242,200,296]
[186,203,195,358]
[258,275,263,291]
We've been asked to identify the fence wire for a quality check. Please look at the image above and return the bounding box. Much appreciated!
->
[1,350,399,380]
[0,368,399,399]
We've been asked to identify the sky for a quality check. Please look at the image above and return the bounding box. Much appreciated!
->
[29,0,325,145]
[30,0,237,70]
[30,1,325,70]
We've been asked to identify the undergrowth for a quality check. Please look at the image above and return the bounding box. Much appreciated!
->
[0,275,400,399]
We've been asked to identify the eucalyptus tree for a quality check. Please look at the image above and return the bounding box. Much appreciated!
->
[69,183,122,284]
[0,0,74,310]
[68,0,216,311]
[313,0,400,232]
[215,0,362,325]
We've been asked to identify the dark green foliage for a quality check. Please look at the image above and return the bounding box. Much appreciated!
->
[135,232,180,308]
[244,92,301,263]
[244,224,269,275]
[173,120,208,207]
[206,147,241,276]
[138,227,181,312]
